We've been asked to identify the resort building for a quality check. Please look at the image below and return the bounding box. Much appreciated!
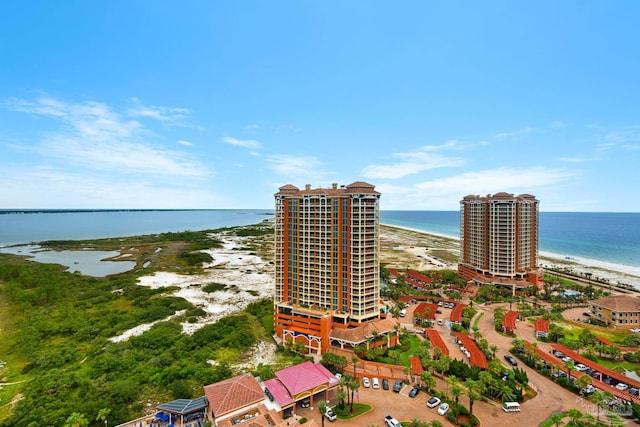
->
[588,295,640,329]
[201,367,329,427]
[459,192,541,289]
[274,182,395,354]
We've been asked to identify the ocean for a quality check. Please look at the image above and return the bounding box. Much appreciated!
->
[380,210,640,270]
[0,209,273,246]
[1,209,639,270]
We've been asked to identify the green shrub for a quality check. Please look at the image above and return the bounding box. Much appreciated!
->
[298,417,307,424]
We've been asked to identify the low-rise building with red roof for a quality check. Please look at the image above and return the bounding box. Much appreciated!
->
[502,311,519,333]
[453,332,487,369]
[425,329,449,357]
[414,302,438,323]
[203,373,270,425]
[409,356,424,376]
[588,295,640,330]
[534,318,549,339]
[450,304,467,324]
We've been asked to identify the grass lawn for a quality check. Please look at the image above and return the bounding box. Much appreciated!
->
[556,320,629,344]
[398,335,421,366]
[473,312,484,329]
[373,334,422,367]
[590,357,640,373]
[335,403,372,419]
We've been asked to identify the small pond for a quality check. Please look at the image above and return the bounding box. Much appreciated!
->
[0,245,136,277]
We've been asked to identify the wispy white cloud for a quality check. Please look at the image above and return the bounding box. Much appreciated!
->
[494,126,534,138]
[126,97,190,123]
[556,156,595,163]
[0,166,221,208]
[265,154,336,180]
[177,140,194,146]
[4,96,210,178]
[413,166,575,195]
[221,136,263,149]
[362,141,466,179]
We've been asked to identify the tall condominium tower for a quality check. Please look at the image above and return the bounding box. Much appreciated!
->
[274,182,381,354]
[459,192,541,288]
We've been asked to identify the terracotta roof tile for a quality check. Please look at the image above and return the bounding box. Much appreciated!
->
[591,295,640,312]
[203,373,265,417]
[329,317,400,343]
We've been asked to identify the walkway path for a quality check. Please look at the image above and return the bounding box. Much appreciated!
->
[471,303,594,426]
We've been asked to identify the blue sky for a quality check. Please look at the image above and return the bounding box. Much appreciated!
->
[1,1,639,212]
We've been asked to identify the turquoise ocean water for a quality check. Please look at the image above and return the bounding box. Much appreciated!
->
[380,210,640,269]
[1,209,639,269]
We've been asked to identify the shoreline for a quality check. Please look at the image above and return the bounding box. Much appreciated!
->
[381,222,640,290]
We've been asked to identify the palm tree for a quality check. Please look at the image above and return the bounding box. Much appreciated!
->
[351,355,358,378]
[338,376,347,406]
[446,375,457,399]
[511,337,524,351]
[567,408,582,426]
[318,401,327,427]
[337,388,347,409]
[496,383,516,402]
[421,371,436,393]
[472,325,480,341]
[549,412,564,427]
[349,379,359,412]
[591,390,605,420]
[489,344,499,360]
[563,359,575,380]
[575,373,592,392]
[465,379,483,417]
[451,382,463,424]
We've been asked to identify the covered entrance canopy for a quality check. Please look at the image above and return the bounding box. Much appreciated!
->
[156,396,207,427]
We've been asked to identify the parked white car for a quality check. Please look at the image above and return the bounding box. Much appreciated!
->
[363,377,370,388]
[438,403,450,415]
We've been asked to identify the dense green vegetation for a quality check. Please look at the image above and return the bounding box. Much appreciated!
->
[0,227,278,427]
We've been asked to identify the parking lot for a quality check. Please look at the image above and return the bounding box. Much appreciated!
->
[295,379,447,427]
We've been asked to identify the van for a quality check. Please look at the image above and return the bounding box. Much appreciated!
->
[400,308,406,317]
[502,402,521,413]
[372,377,380,389]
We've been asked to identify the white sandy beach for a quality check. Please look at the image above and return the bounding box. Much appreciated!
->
[110,224,640,348]
[381,223,640,290]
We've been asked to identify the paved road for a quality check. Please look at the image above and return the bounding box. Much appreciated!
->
[297,303,598,427]
[471,303,592,426]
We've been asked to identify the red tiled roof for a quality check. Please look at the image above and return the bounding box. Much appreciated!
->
[389,268,399,278]
[450,304,467,323]
[590,295,640,312]
[203,373,265,417]
[409,356,424,375]
[275,361,335,396]
[414,303,438,320]
[503,311,519,329]
[329,317,399,344]
[407,270,433,284]
[534,319,549,333]
[551,343,640,389]
[453,332,488,369]
[597,336,614,346]
[425,329,449,356]
[529,342,640,404]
